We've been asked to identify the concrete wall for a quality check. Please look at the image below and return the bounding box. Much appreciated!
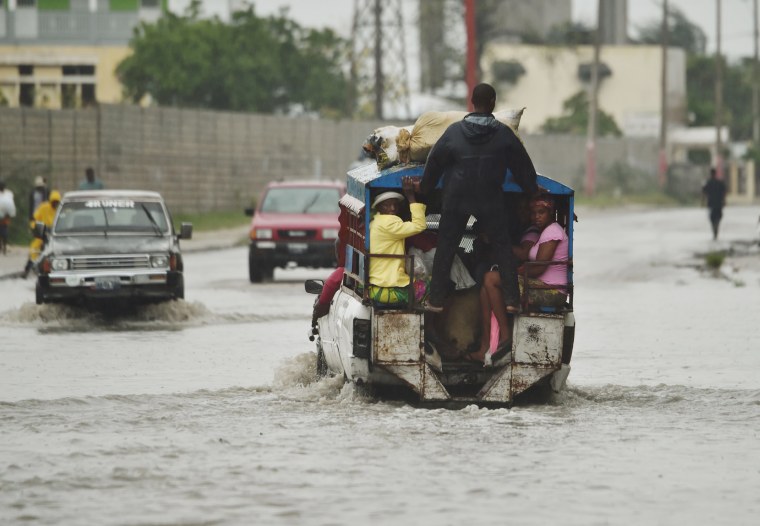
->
[0,104,663,214]
[0,105,389,213]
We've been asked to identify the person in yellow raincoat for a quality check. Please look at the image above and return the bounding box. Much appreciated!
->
[22,190,61,278]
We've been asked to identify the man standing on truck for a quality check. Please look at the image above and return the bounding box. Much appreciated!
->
[419,83,538,314]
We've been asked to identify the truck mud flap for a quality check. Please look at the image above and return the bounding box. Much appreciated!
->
[377,363,451,402]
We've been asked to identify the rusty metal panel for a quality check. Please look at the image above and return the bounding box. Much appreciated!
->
[511,365,556,396]
[421,367,451,401]
[380,364,423,394]
[513,315,563,366]
[373,312,423,363]
[477,366,513,403]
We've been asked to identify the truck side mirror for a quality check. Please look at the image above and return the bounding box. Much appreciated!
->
[178,222,193,240]
[304,279,325,295]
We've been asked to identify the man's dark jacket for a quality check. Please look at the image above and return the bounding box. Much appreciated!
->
[420,113,538,208]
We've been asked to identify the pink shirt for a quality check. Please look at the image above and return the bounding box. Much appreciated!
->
[527,222,568,286]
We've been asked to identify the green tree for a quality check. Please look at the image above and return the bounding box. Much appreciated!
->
[635,5,707,55]
[687,55,754,141]
[116,4,349,116]
[541,91,622,137]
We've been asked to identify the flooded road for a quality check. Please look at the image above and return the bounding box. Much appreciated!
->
[1,206,759,525]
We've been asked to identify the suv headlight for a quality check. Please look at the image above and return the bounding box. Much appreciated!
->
[322,228,339,239]
[255,228,273,239]
[151,255,169,268]
[51,258,69,271]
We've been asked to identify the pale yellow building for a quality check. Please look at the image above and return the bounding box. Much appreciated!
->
[481,43,687,137]
[0,45,131,108]
[0,0,165,109]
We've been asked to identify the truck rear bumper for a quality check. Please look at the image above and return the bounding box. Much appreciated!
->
[250,240,335,268]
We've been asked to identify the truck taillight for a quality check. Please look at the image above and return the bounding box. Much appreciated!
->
[352,318,371,359]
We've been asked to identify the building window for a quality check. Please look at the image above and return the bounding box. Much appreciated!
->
[491,61,526,84]
[577,63,612,83]
[20,84,35,107]
[18,65,34,76]
[17,0,37,7]
[63,65,95,76]
[82,84,96,106]
[61,84,76,108]
[141,0,159,7]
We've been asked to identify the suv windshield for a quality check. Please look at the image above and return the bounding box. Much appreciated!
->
[54,200,170,234]
[260,187,341,214]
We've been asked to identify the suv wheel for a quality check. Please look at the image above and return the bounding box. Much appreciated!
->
[249,251,263,283]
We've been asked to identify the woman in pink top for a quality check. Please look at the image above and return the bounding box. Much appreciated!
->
[517,195,568,308]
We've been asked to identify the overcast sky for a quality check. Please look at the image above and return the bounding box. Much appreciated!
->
[172,1,759,61]
[170,0,758,96]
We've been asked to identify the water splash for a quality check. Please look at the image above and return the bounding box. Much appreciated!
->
[1,300,211,328]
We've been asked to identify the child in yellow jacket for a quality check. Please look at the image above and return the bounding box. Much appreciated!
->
[368,176,427,305]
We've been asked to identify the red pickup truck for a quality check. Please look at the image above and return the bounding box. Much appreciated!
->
[244,180,345,282]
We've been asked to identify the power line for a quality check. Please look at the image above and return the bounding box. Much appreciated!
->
[350,0,411,119]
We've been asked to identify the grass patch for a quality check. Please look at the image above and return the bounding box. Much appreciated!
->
[173,210,250,232]
[704,250,726,270]
[575,191,684,208]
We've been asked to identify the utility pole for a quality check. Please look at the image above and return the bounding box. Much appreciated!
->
[753,0,759,145]
[464,0,477,110]
[715,0,723,179]
[374,0,384,119]
[658,0,669,189]
[586,0,602,196]
[350,0,411,119]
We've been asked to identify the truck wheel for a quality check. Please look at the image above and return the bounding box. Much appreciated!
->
[174,275,185,300]
[248,252,263,283]
[35,281,44,305]
[316,341,328,378]
[262,265,275,283]
[562,312,575,365]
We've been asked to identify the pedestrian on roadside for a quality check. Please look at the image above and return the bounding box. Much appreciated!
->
[0,180,17,255]
[28,176,49,222]
[22,190,61,278]
[702,167,727,241]
[78,167,104,190]
[419,83,538,315]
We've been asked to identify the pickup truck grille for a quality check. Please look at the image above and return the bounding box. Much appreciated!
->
[70,255,151,270]
[278,229,316,240]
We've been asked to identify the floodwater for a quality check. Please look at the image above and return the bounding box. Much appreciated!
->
[1,206,759,525]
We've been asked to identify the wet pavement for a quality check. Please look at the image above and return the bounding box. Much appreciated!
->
[1,205,760,525]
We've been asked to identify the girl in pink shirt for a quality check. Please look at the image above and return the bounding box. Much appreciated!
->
[517,195,568,308]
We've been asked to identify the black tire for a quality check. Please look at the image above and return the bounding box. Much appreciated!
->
[262,265,275,283]
[35,281,44,305]
[248,251,263,283]
[316,341,328,378]
[174,275,185,300]
[562,322,575,365]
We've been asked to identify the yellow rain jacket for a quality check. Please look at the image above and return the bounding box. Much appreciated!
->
[28,191,61,260]
[368,202,426,288]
